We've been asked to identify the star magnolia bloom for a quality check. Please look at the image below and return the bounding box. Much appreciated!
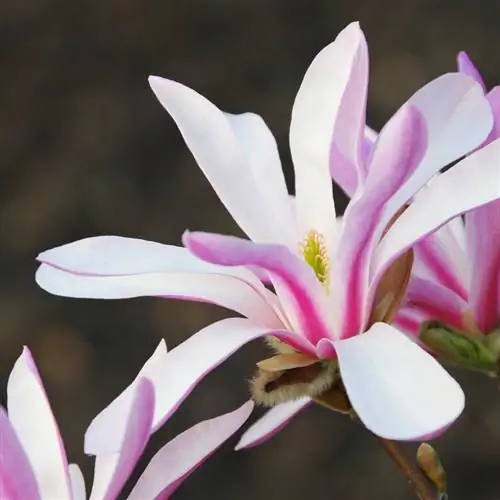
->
[35,23,500,446]
[0,346,253,500]
[396,54,500,358]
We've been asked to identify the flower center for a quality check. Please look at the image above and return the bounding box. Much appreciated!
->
[300,230,329,286]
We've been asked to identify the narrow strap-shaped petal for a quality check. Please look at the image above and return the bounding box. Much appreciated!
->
[361,125,377,166]
[457,51,486,92]
[85,318,298,455]
[290,23,366,251]
[334,323,464,440]
[148,76,293,244]
[126,401,253,500]
[235,398,311,450]
[466,199,500,333]
[184,231,332,344]
[335,105,427,338]
[374,138,500,289]
[7,348,71,500]
[68,464,86,500]
[485,87,500,144]
[0,407,41,500]
[89,379,154,500]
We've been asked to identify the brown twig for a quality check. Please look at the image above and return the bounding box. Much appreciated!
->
[376,437,440,500]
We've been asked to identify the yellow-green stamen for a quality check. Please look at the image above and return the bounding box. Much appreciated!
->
[300,230,330,286]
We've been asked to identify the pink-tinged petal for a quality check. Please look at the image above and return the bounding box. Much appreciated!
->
[334,323,465,440]
[85,318,296,455]
[457,51,486,92]
[68,464,86,500]
[466,199,500,333]
[235,398,310,450]
[406,72,492,178]
[374,139,500,287]
[361,125,377,166]
[290,23,366,250]
[413,229,468,300]
[127,401,253,500]
[148,76,292,244]
[36,263,282,328]
[7,348,71,500]
[485,87,500,144]
[184,231,331,344]
[394,307,430,338]
[336,105,427,338]
[329,26,369,196]
[89,379,154,500]
[405,277,468,331]
[0,407,40,500]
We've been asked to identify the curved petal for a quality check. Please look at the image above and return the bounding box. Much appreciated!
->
[7,348,71,500]
[361,125,378,166]
[127,401,253,500]
[89,379,154,500]
[374,138,500,286]
[85,318,296,455]
[290,22,366,251]
[334,323,465,440]
[235,398,311,450]
[184,231,331,344]
[148,76,292,244]
[466,199,500,333]
[336,105,427,338]
[393,307,430,338]
[68,464,86,500]
[36,264,281,328]
[485,87,500,144]
[0,407,40,500]
[457,52,486,92]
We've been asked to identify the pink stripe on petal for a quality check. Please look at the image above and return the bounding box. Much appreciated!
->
[89,379,155,500]
[184,231,331,344]
[457,52,486,92]
[466,200,500,333]
[235,398,310,450]
[336,105,427,338]
[127,401,253,500]
[0,408,41,500]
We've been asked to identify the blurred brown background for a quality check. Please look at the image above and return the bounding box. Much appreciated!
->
[1,0,500,498]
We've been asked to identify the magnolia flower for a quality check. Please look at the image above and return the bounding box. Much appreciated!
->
[36,23,500,447]
[395,53,500,374]
[0,346,253,500]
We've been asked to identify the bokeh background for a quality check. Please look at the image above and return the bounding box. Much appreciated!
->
[1,0,500,498]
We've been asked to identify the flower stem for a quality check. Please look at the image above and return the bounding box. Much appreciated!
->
[377,437,440,500]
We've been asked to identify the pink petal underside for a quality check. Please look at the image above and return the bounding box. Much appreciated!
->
[335,105,427,339]
[361,126,378,167]
[404,276,468,331]
[0,407,41,500]
[7,348,71,500]
[89,379,155,500]
[393,307,430,338]
[413,229,468,300]
[374,138,500,291]
[465,199,500,333]
[329,25,369,196]
[457,51,487,92]
[184,230,331,345]
[127,401,253,500]
[334,322,465,441]
[85,318,299,455]
[148,77,294,245]
[235,398,311,450]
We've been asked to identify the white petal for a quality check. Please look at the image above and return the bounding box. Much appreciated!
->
[127,401,254,500]
[148,76,292,244]
[335,323,464,440]
[7,348,72,500]
[374,138,500,281]
[235,398,310,450]
[85,318,283,455]
[69,464,86,500]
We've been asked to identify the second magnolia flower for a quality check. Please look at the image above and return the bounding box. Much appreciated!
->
[36,22,500,447]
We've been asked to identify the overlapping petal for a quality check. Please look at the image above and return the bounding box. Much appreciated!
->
[333,323,465,440]
[127,401,253,500]
[457,51,486,91]
[7,347,71,500]
[69,464,86,500]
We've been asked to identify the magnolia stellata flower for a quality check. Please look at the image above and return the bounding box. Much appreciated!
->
[0,346,253,500]
[35,22,500,447]
[396,53,500,375]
